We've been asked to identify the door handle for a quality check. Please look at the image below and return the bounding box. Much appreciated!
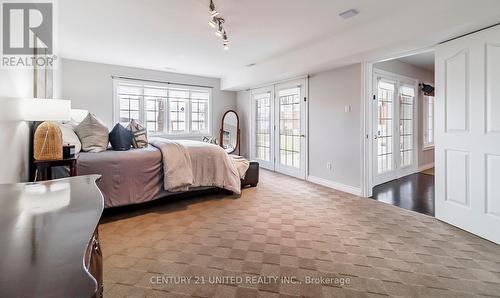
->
[300,134,306,138]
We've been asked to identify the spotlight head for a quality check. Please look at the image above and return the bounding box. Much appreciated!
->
[208,18,217,28]
[215,23,224,38]
[223,43,229,50]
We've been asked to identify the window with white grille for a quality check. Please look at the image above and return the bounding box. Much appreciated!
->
[423,95,434,148]
[114,79,210,136]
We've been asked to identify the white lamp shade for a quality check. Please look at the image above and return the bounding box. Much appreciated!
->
[20,99,71,121]
[70,109,89,123]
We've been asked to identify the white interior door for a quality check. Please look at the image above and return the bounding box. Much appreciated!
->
[435,25,500,244]
[274,80,307,179]
[250,86,274,170]
[373,72,418,186]
[250,79,307,179]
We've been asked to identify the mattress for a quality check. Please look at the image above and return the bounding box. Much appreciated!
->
[77,145,164,208]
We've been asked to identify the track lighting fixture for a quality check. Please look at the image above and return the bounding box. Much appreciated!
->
[208,0,229,50]
[208,18,217,29]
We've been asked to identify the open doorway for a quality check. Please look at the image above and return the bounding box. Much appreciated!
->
[367,51,436,216]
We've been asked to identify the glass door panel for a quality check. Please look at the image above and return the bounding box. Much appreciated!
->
[399,86,415,168]
[278,87,301,169]
[251,79,306,179]
[373,73,418,186]
[274,80,306,179]
[255,92,272,162]
[251,88,274,170]
[376,80,395,174]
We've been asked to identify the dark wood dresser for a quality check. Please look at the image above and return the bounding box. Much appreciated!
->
[0,175,104,298]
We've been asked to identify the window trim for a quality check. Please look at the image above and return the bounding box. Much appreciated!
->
[112,78,212,137]
[423,94,435,150]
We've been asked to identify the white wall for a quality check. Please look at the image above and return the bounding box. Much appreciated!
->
[61,59,237,139]
[236,65,363,193]
[373,59,435,168]
[0,69,33,183]
[236,90,250,158]
[308,64,363,190]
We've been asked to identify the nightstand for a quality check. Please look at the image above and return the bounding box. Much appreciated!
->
[33,157,77,181]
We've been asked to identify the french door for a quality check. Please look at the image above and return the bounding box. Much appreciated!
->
[250,79,307,179]
[373,72,418,186]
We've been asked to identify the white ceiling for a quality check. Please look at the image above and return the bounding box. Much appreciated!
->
[398,51,435,73]
[58,0,500,90]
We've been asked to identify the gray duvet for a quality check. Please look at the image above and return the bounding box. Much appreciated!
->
[77,145,164,208]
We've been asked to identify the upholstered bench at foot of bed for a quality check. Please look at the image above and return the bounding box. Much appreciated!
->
[241,161,259,187]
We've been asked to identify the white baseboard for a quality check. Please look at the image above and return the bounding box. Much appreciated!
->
[418,163,435,172]
[307,175,362,196]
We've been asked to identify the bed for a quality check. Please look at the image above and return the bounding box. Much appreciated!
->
[77,145,166,208]
[76,144,259,208]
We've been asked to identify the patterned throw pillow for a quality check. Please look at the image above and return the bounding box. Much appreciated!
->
[202,136,218,145]
[74,114,109,153]
[126,119,148,148]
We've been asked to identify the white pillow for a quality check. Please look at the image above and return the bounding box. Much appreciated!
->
[74,114,109,153]
[57,122,82,154]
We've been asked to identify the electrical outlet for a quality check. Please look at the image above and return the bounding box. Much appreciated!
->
[326,162,333,172]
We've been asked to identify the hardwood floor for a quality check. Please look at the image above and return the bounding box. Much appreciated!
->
[372,173,435,216]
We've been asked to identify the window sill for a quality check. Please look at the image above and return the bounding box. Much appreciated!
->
[149,133,210,139]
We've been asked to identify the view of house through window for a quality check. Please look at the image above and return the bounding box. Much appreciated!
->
[114,79,210,135]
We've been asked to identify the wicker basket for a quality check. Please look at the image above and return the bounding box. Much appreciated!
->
[34,121,63,160]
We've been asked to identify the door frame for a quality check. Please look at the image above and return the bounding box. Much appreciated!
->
[372,69,420,186]
[249,76,309,180]
[361,48,435,197]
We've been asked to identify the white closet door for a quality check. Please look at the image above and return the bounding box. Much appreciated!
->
[435,25,500,244]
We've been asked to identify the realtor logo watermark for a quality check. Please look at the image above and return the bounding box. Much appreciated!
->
[1,1,55,68]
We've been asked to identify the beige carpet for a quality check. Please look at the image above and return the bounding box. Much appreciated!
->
[100,170,500,297]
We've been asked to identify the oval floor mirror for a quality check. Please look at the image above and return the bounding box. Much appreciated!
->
[220,110,240,155]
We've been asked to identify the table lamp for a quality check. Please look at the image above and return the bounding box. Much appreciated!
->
[20,99,71,160]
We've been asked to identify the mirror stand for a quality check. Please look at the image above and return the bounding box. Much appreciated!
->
[220,110,240,155]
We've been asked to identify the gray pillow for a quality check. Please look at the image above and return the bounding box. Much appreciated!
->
[109,123,132,151]
[126,119,148,148]
[75,114,109,152]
